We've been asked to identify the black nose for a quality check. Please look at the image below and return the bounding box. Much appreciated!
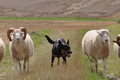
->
[69,51,72,54]
[17,38,20,41]
[105,39,108,42]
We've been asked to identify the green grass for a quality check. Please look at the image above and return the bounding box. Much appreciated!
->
[0,17,116,21]
[30,29,53,47]
[0,29,53,80]
[78,25,120,80]
[2,23,120,80]
[105,26,120,78]
[77,29,107,80]
[116,19,120,24]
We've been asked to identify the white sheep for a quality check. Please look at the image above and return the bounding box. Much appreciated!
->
[81,29,110,77]
[7,27,34,75]
[0,38,5,62]
[113,35,120,59]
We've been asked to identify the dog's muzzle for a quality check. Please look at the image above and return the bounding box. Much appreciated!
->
[65,50,72,58]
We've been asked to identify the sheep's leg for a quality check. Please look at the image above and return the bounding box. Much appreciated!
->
[23,59,29,73]
[23,59,27,72]
[88,56,93,71]
[94,59,98,73]
[13,58,19,75]
[19,61,21,74]
[27,59,29,72]
[103,57,107,77]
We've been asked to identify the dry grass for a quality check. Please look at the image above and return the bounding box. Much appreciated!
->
[5,30,87,80]
[0,20,117,80]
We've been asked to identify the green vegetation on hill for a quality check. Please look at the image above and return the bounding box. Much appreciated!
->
[0,17,116,21]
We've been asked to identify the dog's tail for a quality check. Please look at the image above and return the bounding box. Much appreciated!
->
[45,35,55,44]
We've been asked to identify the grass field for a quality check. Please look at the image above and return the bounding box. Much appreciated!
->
[0,17,119,80]
[0,23,119,80]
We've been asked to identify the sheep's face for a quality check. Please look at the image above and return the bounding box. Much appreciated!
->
[12,29,24,42]
[97,29,109,43]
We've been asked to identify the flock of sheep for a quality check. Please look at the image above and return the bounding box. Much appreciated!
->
[0,27,119,78]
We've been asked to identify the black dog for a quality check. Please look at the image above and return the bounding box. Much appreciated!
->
[45,35,72,67]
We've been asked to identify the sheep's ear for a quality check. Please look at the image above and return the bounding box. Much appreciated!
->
[22,32,24,35]
[19,27,27,40]
[11,33,13,35]
[105,29,109,32]
[67,39,69,45]
[96,30,101,36]
[105,29,109,34]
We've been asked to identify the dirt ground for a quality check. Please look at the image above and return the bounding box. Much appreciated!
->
[0,20,116,44]
[0,0,120,18]
[0,0,119,79]
[1,20,116,80]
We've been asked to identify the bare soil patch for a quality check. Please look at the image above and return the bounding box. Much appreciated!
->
[0,20,116,43]
[0,20,116,80]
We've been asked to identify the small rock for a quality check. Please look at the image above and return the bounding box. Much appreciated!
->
[107,75,117,80]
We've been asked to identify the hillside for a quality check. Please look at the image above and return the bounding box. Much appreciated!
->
[0,0,120,18]
[0,0,120,79]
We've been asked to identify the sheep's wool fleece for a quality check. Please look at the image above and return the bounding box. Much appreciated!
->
[113,34,120,59]
[0,38,5,62]
[9,34,34,60]
[82,30,110,59]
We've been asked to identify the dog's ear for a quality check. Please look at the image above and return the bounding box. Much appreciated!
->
[58,40,63,46]
[67,39,69,45]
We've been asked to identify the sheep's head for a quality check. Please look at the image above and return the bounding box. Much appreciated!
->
[7,27,27,42]
[97,29,109,43]
[113,36,120,47]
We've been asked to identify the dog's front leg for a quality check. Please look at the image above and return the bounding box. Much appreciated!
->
[57,58,60,66]
[62,57,67,65]
[51,56,55,67]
